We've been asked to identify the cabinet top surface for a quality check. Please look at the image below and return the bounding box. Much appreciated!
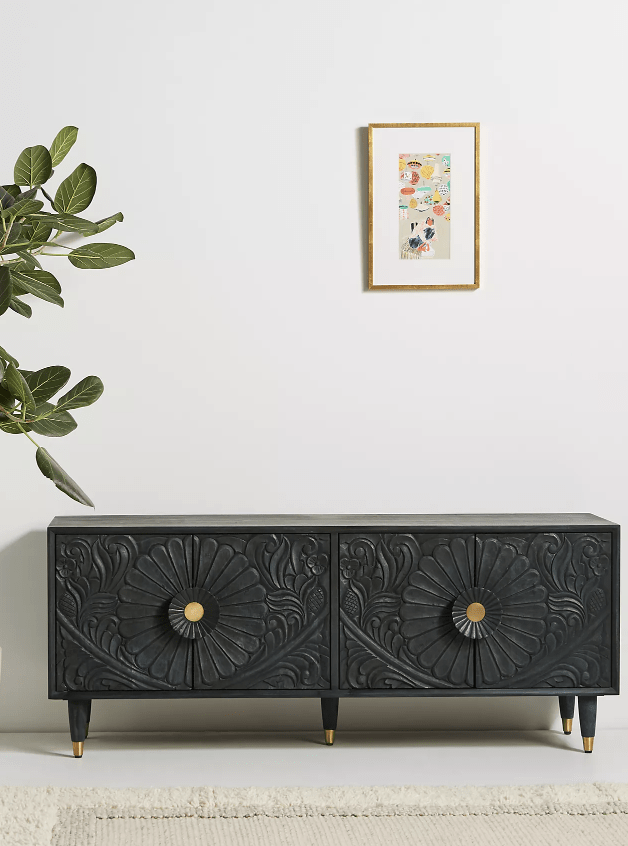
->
[49,513,619,530]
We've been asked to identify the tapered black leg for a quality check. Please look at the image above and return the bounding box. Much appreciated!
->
[559,695,575,734]
[321,697,339,746]
[85,700,92,738]
[68,699,91,757]
[578,695,597,753]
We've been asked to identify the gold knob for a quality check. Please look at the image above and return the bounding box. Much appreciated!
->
[184,601,204,622]
[466,602,486,622]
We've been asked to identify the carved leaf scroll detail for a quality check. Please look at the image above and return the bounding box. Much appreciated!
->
[340,532,612,691]
[340,534,476,689]
[55,533,330,692]
[482,533,613,689]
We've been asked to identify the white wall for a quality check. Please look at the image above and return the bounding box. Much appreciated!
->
[0,0,626,734]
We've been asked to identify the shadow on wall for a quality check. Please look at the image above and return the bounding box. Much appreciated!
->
[356,126,369,292]
[0,531,556,733]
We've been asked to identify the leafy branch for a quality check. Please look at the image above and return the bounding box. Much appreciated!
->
[0,127,134,506]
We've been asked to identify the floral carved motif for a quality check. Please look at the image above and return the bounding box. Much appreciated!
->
[482,533,612,689]
[463,537,548,686]
[339,533,473,688]
[117,536,268,687]
[55,533,330,692]
[340,532,612,690]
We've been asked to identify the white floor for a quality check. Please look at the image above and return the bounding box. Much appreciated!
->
[0,729,627,788]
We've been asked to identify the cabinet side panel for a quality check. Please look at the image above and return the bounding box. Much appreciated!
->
[339,533,475,689]
[474,532,613,689]
[612,526,620,692]
[48,530,57,698]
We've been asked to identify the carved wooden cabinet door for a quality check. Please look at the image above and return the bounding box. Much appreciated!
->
[339,531,613,691]
[190,533,331,689]
[474,533,613,689]
[55,533,330,693]
[55,534,168,693]
[339,533,476,688]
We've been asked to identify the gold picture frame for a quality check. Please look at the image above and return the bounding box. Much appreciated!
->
[368,123,480,290]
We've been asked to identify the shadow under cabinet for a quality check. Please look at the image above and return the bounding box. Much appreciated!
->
[48,513,619,757]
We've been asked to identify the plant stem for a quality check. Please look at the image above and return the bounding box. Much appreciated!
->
[0,240,31,254]
[0,404,40,446]
[0,402,49,424]
[16,420,40,448]
[0,218,16,251]
[40,186,56,210]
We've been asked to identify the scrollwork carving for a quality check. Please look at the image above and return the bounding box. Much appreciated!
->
[340,531,612,690]
[55,533,330,692]
[485,532,612,688]
[340,534,475,689]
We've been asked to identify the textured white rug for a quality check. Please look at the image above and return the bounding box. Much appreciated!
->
[3,784,628,845]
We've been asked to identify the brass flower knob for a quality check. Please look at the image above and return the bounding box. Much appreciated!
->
[169,587,219,639]
[466,602,486,622]
[452,588,502,639]
[184,601,204,622]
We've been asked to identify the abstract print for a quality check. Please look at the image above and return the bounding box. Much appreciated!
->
[399,153,450,260]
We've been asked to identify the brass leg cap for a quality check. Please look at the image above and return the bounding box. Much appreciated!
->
[72,741,84,758]
[85,722,89,738]
[325,730,335,746]
[583,736,594,753]
[562,718,573,735]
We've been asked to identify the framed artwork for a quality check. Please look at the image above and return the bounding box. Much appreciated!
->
[368,123,479,290]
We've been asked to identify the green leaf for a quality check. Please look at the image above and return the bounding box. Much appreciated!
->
[54,163,96,214]
[55,375,103,411]
[9,274,27,296]
[30,402,77,437]
[5,221,22,244]
[15,250,44,270]
[1,184,20,200]
[68,243,135,269]
[0,266,12,315]
[14,145,53,187]
[0,384,16,408]
[0,414,31,434]
[18,223,34,242]
[8,297,32,318]
[49,126,78,167]
[37,271,61,293]
[17,188,38,201]
[0,186,15,210]
[18,269,61,293]
[24,365,71,403]
[35,447,94,507]
[29,212,97,235]
[0,345,19,366]
[1,198,44,219]
[0,359,4,381]
[3,362,35,411]
[10,270,64,307]
[93,212,123,234]
[26,222,53,248]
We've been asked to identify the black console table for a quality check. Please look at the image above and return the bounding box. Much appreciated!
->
[48,514,619,757]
